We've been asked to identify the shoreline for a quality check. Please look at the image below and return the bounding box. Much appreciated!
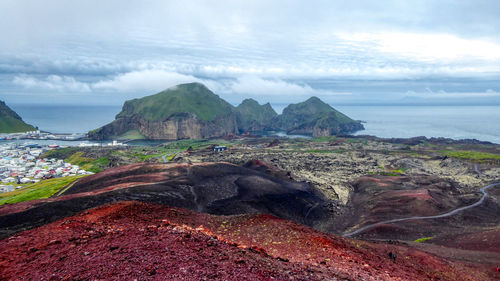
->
[1,133,498,146]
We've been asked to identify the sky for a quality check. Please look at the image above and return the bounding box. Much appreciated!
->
[1,0,500,106]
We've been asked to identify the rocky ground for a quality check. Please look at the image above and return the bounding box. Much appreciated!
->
[192,138,500,204]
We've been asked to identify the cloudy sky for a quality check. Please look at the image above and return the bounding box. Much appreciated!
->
[1,0,500,105]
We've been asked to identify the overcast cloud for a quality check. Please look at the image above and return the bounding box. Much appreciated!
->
[1,0,500,105]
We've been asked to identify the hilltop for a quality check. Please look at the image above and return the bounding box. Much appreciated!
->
[0,101,36,133]
[89,83,364,140]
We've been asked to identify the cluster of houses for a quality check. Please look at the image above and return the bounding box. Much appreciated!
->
[0,131,85,141]
[0,143,93,193]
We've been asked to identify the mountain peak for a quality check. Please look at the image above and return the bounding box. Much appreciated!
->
[236,98,277,132]
[305,96,322,103]
[240,98,260,105]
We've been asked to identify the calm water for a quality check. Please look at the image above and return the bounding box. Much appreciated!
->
[337,105,500,144]
[11,104,121,134]
[9,104,500,144]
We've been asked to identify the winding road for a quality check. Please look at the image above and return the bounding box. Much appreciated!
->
[343,170,499,237]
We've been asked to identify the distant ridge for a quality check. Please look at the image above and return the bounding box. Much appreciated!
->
[0,101,36,133]
[89,83,363,140]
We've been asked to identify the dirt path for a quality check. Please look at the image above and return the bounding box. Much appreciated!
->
[343,180,500,237]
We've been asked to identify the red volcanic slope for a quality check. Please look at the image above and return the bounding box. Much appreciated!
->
[0,202,493,281]
[431,228,500,253]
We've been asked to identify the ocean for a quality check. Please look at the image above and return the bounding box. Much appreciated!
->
[337,105,500,144]
[9,104,500,144]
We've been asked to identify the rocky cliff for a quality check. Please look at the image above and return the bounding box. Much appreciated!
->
[275,97,363,137]
[0,101,36,133]
[88,83,238,140]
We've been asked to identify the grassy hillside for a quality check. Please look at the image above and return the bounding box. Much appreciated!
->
[0,101,36,133]
[0,115,36,133]
[281,97,354,123]
[116,82,235,121]
[277,97,358,130]
[42,147,110,173]
[0,176,85,205]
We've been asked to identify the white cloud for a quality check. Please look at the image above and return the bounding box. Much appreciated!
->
[11,69,353,101]
[13,75,91,92]
[231,76,315,96]
[91,70,348,98]
[338,32,500,62]
[227,76,350,97]
[405,89,500,98]
[92,69,204,93]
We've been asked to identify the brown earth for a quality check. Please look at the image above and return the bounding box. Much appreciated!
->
[430,228,500,253]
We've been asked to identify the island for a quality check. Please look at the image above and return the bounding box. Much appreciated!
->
[89,82,364,140]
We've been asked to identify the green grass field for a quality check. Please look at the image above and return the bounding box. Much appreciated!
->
[42,148,110,173]
[439,150,500,161]
[0,175,85,205]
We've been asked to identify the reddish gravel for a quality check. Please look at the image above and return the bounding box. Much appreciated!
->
[0,202,334,281]
[1,201,494,281]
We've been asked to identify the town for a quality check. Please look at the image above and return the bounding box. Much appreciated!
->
[0,130,85,141]
[0,142,93,193]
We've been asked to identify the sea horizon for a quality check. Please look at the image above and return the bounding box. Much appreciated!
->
[8,103,500,144]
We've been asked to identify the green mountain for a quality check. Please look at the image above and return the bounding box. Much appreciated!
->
[89,83,239,140]
[275,97,364,137]
[235,98,277,132]
[89,83,364,140]
[116,83,235,122]
[0,101,36,133]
